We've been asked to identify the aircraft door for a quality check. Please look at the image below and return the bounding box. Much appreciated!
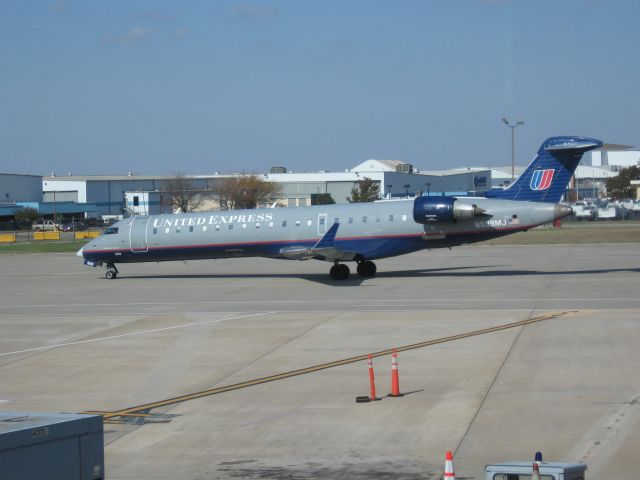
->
[317,213,328,236]
[129,216,149,253]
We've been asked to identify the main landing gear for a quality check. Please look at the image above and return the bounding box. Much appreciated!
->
[105,263,119,280]
[329,260,377,280]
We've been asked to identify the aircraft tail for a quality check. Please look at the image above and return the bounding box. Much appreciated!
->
[485,136,603,203]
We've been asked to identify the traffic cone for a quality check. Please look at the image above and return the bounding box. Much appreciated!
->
[531,461,541,480]
[390,349,402,397]
[368,354,377,400]
[444,451,455,480]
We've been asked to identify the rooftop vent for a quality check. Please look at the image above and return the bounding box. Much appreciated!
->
[396,164,414,174]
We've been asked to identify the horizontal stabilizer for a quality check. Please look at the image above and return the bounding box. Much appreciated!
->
[279,223,357,261]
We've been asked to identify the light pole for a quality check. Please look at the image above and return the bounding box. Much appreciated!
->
[426,182,431,196]
[502,118,524,182]
[404,184,410,198]
[387,184,392,199]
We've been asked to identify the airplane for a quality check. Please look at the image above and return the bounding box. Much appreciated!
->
[78,136,602,280]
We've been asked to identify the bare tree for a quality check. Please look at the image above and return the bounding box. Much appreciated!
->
[162,173,209,213]
[215,175,281,210]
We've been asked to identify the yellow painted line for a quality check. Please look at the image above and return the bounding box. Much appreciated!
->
[0,233,16,243]
[89,310,581,420]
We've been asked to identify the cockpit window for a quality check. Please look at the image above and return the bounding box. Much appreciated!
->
[105,227,119,235]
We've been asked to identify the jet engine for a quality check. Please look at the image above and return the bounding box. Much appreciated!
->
[413,196,485,224]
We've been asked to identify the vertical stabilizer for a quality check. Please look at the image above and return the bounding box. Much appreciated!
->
[486,136,602,203]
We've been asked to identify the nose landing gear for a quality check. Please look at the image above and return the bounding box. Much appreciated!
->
[105,263,119,280]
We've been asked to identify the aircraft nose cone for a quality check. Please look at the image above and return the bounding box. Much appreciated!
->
[554,204,573,219]
[76,247,84,258]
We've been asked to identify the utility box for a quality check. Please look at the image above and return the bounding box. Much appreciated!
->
[0,412,104,480]
[485,461,587,480]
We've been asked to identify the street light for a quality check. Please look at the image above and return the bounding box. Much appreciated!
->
[426,182,431,196]
[502,117,524,182]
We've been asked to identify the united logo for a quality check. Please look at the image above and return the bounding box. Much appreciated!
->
[529,169,555,191]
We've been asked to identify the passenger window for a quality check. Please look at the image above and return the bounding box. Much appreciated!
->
[376,215,381,222]
[320,217,325,225]
[402,214,407,221]
[105,227,119,235]
[282,220,287,227]
[215,225,220,231]
[165,227,170,234]
[152,228,157,234]
[242,223,247,229]
[362,216,367,223]
[189,226,194,232]
[295,220,301,226]
[307,219,312,226]
[269,221,274,227]
[348,217,353,224]
[176,227,181,233]
[228,224,233,230]
[203,226,207,232]
[334,217,339,224]
[255,223,260,228]
[389,214,394,221]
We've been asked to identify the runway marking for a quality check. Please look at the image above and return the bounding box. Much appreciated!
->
[88,310,583,420]
[0,312,275,357]
[0,297,637,311]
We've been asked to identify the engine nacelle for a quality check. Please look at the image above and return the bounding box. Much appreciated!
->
[413,196,485,224]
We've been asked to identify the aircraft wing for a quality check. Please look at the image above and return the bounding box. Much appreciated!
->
[279,223,357,261]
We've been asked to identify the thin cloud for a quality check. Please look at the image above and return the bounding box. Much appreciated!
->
[129,10,183,21]
[50,1,68,15]
[230,3,278,18]
[173,28,190,41]
[100,27,152,47]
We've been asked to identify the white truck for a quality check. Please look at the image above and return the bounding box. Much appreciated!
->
[32,220,61,232]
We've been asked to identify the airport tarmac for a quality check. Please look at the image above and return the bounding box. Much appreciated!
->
[1,243,639,479]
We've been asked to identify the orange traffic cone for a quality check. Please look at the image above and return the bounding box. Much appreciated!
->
[390,349,402,397]
[444,451,455,479]
[368,354,377,400]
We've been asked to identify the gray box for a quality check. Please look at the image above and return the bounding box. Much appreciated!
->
[0,412,104,480]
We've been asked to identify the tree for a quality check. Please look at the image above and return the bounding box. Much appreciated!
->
[347,177,381,203]
[605,165,639,200]
[310,193,335,205]
[14,207,39,223]
[215,175,281,210]
[162,173,209,213]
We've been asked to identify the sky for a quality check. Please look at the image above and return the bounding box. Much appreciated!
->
[1,0,639,176]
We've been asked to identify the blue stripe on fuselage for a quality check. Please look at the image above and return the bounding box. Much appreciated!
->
[82,228,526,264]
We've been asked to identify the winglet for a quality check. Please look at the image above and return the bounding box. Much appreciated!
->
[313,223,340,249]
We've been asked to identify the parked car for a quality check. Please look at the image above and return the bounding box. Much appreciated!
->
[59,221,88,232]
[32,220,61,232]
[571,201,596,221]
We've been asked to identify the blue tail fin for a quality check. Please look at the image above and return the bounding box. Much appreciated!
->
[485,136,603,203]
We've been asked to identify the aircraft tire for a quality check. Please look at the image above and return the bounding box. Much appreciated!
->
[357,261,377,277]
[105,270,117,280]
[330,264,350,280]
[339,264,350,280]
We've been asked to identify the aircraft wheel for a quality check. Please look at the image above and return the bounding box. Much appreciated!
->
[357,261,377,277]
[330,264,350,280]
[105,270,117,280]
